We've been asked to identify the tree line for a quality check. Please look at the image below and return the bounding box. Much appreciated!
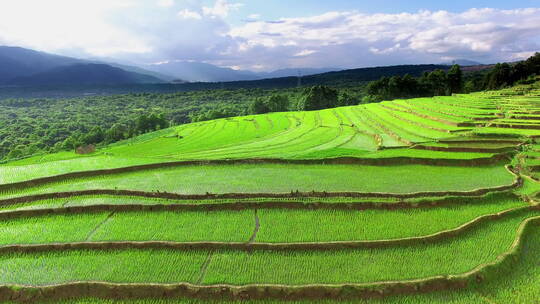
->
[363,53,540,102]
[0,85,364,162]
[1,53,538,162]
[247,86,361,115]
[363,65,463,102]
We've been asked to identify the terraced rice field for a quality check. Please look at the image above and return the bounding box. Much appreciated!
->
[2,85,540,303]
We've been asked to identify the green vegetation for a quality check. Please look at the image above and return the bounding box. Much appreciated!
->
[255,195,524,242]
[2,80,540,303]
[0,195,406,212]
[0,210,536,287]
[89,210,254,243]
[3,54,538,164]
[0,86,365,162]
[0,249,208,285]
[0,194,524,246]
[0,163,515,199]
[0,213,109,245]
[204,212,537,285]
[365,53,540,102]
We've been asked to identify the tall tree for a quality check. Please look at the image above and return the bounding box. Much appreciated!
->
[298,86,338,111]
[447,65,463,94]
[425,70,449,96]
[265,95,290,112]
[248,98,270,114]
[485,63,512,90]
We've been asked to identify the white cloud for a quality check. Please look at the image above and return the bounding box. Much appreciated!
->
[0,0,233,61]
[228,8,540,69]
[157,0,174,7]
[178,9,202,20]
[203,0,243,18]
[0,2,538,71]
[0,0,151,57]
[294,49,317,57]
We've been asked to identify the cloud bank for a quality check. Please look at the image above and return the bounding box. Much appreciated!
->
[0,1,538,70]
[229,8,540,69]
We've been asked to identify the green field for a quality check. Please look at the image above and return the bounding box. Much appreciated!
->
[2,85,540,303]
[0,163,516,199]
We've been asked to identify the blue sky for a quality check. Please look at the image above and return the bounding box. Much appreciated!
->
[228,0,540,22]
[0,0,538,71]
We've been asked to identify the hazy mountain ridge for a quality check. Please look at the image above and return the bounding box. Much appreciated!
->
[0,46,83,83]
[144,61,260,82]
[143,61,339,82]
[7,64,163,86]
[0,46,168,86]
[441,59,483,66]
[257,68,338,79]
[1,45,485,87]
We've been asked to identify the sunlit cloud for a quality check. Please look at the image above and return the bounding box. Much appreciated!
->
[178,9,202,20]
[202,0,243,18]
[0,1,538,71]
[157,0,175,8]
[294,49,318,57]
[228,8,540,69]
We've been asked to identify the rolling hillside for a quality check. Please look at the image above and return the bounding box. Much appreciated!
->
[198,64,451,88]
[0,46,166,85]
[0,46,82,83]
[0,82,540,303]
[145,61,338,82]
[8,63,163,86]
[0,63,452,98]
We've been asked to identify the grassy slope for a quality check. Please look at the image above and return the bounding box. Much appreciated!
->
[1,86,540,303]
[0,194,524,245]
[255,195,524,242]
[0,210,536,286]
[0,164,516,199]
[1,91,528,184]
[203,211,537,285]
[0,195,406,212]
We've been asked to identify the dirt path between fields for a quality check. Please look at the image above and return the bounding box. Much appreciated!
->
[248,209,260,243]
[85,211,115,241]
[196,250,214,284]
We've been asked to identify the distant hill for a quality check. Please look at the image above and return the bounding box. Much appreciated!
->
[0,46,168,85]
[104,62,176,82]
[144,61,339,82]
[145,61,260,82]
[209,64,451,89]
[145,62,444,86]
[0,46,83,83]
[303,64,449,85]
[0,45,451,87]
[257,68,338,79]
[442,59,483,66]
[0,63,453,98]
[8,64,163,86]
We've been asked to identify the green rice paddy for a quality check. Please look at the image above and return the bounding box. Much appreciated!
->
[2,86,540,303]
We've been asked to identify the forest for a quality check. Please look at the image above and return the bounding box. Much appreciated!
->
[1,53,538,162]
[364,53,540,102]
[0,85,365,161]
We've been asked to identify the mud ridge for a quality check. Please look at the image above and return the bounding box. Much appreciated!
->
[0,156,514,193]
[0,206,535,253]
[0,216,538,302]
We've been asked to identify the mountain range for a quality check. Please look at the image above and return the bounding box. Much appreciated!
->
[441,59,483,66]
[0,46,163,86]
[8,63,162,86]
[143,61,338,82]
[0,45,488,87]
[0,46,341,86]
